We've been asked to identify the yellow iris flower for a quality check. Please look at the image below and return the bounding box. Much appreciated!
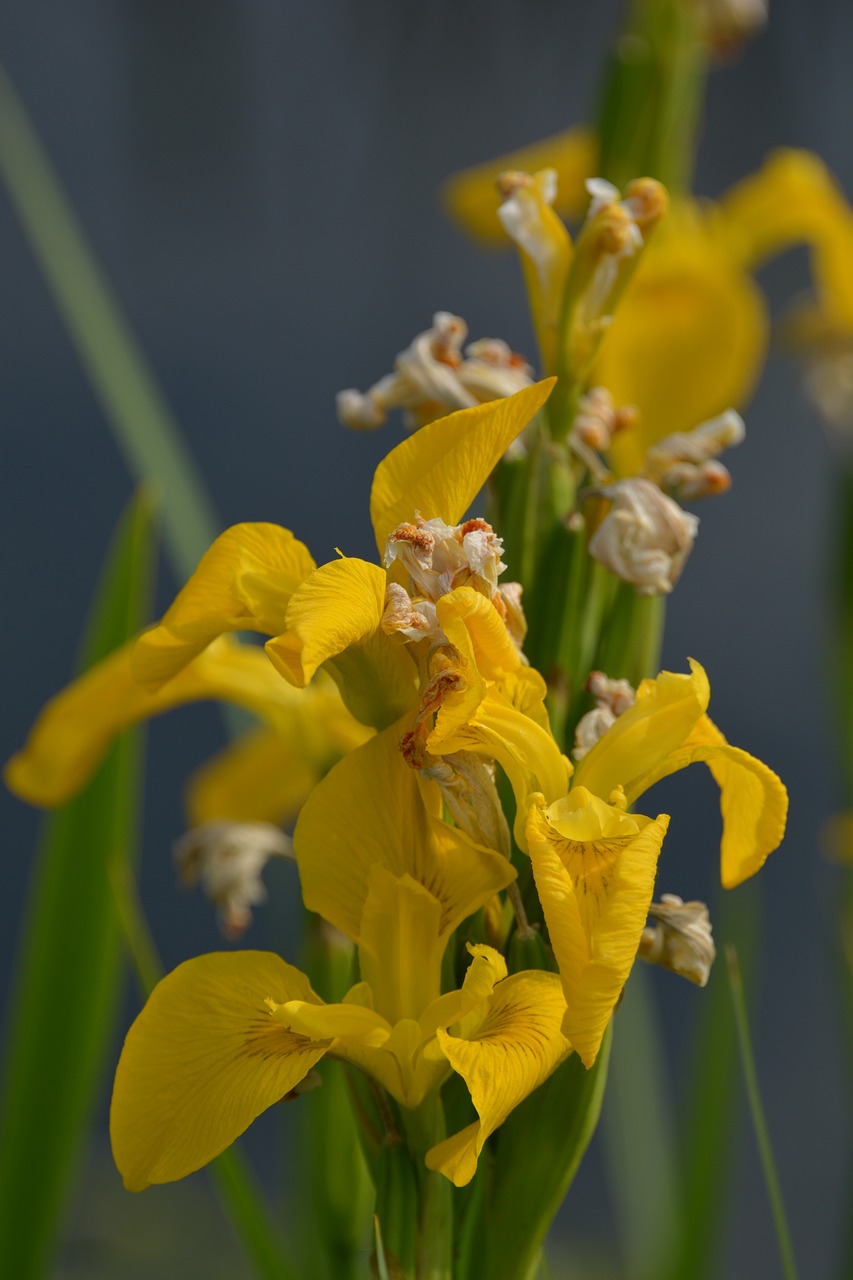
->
[445,132,853,471]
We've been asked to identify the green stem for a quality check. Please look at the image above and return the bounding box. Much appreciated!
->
[726,946,799,1280]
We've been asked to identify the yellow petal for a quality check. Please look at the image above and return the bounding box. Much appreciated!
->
[719,149,853,278]
[369,380,555,557]
[133,524,315,688]
[526,790,669,1068]
[435,586,522,684]
[573,660,709,804]
[428,682,570,849]
[293,718,516,944]
[110,951,329,1191]
[357,867,445,1025]
[622,714,788,888]
[266,557,418,730]
[442,126,598,246]
[6,637,293,809]
[185,680,371,826]
[597,207,767,471]
[426,970,571,1187]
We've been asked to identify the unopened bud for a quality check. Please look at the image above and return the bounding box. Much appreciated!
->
[639,894,716,986]
[588,478,698,594]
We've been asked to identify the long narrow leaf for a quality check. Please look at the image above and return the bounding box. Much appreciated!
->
[0,66,218,582]
[0,492,155,1279]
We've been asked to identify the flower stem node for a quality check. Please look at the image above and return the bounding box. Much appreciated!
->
[336,312,533,433]
[174,821,293,939]
[638,894,716,987]
[587,477,698,594]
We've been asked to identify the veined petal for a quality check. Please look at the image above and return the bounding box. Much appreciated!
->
[369,380,555,558]
[266,557,417,729]
[573,660,709,804]
[294,718,516,943]
[598,208,767,471]
[133,524,315,688]
[185,678,371,826]
[6,637,294,809]
[443,126,598,246]
[425,970,571,1187]
[110,952,329,1191]
[622,714,788,888]
[526,790,669,1067]
[418,943,508,1041]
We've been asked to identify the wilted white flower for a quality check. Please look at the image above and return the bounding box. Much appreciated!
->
[573,672,636,760]
[588,477,698,594]
[175,821,293,939]
[638,894,716,987]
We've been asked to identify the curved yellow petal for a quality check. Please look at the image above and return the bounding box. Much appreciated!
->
[573,660,709,804]
[265,557,418,730]
[369,380,555,557]
[598,208,767,471]
[5,637,292,809]
[293,718,516,944]
[428,683,570,848]
[622,714,788,888]
[110,951,329,1191]
[357,867,445,1026]
[426,970,571,1187]
[133,524,315,688]
[526,790,669,1068]
[719,149,853,278]
[443,126,598,246]
[185,679,371,826]
[436,586,522,684]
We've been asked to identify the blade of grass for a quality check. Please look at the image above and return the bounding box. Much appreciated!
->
[0,492,155,1280]
[600,966,681,1280]
[659,882,761,1280]
[108,825,300,1280]
[726,944,799,1280]
[0,65,218,583]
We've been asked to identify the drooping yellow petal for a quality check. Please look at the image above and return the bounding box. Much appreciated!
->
[110,952,329,1191]
[293,718,516,944]
[425,970,571,1187]
[719,149,853,278]
[621,714,788,888]
[5,637,293,809]
[598,206,767,471]
[573,660,709,804]
[185,678,371,826]
[436,586,522,684]
[443,126,598,246]
[369,380,555,557]
[526,790,669,1068]
[133,524,315,688]
[265,557,418,730]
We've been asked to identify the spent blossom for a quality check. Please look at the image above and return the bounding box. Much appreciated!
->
[174,820,294,938]
[638,894,716,987]
[588,477,698,594]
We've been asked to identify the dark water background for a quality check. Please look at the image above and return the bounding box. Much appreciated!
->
[2,1,852,1275]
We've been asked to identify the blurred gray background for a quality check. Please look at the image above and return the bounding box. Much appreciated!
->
[2,1,852,1276]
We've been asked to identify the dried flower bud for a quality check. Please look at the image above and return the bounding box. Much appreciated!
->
[645,410,744,502]
[573,672,636,760]
[639,894,716,986]
[175,821,293,939]
[587,478,698,594]
[336,312,533,433]
[385,514,507,603]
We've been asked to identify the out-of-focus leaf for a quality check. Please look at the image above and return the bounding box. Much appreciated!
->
[0,492,155,1279]
[0,65,218,583]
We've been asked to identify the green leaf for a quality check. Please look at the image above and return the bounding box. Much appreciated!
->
[461,1026,611,1280]
[0,491,156,1279]
[0,66,218,584]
